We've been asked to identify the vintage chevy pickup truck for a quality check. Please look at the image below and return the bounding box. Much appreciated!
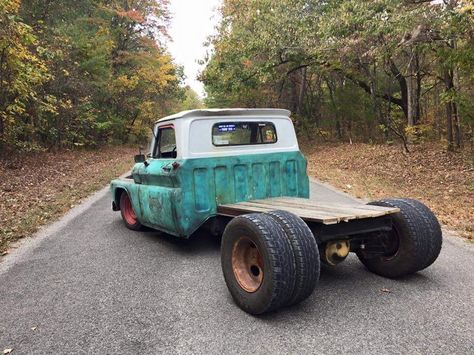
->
[110,109,442,315]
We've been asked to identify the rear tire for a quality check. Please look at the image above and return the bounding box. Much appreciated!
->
[221,213,296,315]
[265,210,320,306]
[357,198,437,278]
[119,191,143,231]
[393,198,442,270]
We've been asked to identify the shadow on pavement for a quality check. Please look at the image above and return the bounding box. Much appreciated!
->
[139,227,221,254]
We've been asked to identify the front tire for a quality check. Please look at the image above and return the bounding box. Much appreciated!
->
[357,198,440,278]
[119,191,143,231]
[221,213,296,315]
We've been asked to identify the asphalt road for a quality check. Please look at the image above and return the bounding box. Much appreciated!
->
[1,181,473,354]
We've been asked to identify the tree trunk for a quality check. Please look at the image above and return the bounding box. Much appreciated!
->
[335,120,342,140]
[388,59,408,119]
[290,72,299,114]
[326,78,343,139]
[453,53,462,148]
[442,2,461,150]
[453,99,461,148]
[434,84,442,139]
[370,61,383,141]
[296,66,307,116]
[444,69,455,150]
[406,50,421,126]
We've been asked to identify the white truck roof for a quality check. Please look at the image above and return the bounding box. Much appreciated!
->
[153,108,298,159]
[156,108,291,123]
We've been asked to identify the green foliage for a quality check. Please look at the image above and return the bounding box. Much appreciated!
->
[0,0,185,151]
[177,86,203,111]
[0,0,50,148]
[202,0,474,148]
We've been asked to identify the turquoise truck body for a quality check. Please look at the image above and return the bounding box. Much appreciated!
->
[110,151,309,237]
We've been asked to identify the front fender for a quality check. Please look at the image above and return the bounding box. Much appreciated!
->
[110,178,140,215]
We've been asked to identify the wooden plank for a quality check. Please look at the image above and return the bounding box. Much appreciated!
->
[245,204,346,223]
[234,201,359,220]
[220,204,341,224]
[217,203,340,224]
[217,196,399,225]
[245,200,364,218]
[259,197,399,214]
[234,200,354,216]
[253,198,398,216]
[238,200,390,219]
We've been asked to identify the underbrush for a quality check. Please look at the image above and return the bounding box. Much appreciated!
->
[301,140,474,240]
[0,146,137,254]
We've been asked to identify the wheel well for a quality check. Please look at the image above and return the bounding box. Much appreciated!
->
[113,188,126,211]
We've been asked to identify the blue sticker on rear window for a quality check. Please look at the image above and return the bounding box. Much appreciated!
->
[217,124,236,132]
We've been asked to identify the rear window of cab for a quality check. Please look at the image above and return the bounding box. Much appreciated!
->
[212,122,277,146]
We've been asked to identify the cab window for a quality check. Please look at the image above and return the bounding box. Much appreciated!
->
[154,125,177,158]
[212,122,277,146]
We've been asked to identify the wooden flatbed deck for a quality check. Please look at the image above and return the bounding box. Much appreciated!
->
[218,197,399,225]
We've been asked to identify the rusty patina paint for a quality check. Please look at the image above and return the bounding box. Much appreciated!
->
[110,150,309,237]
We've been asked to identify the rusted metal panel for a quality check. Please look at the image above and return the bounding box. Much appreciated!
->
[110,150,309,237]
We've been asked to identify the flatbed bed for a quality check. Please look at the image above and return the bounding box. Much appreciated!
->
[218,197,399,225]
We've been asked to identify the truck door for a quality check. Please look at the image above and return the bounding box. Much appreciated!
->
[137,124,178,234]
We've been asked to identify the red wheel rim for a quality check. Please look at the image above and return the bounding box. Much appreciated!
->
[121,193,137,225]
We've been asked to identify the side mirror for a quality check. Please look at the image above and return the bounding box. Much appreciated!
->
[134,154,146,163]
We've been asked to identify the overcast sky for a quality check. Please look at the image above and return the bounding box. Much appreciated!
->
[168,0,222,97]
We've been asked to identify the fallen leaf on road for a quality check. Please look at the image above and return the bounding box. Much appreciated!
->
[3,349,13,354]
[380,288,392,293]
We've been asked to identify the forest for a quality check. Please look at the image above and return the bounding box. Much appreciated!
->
[0,0,203,152]
[201,0,474,152]
[2,0,474,154]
